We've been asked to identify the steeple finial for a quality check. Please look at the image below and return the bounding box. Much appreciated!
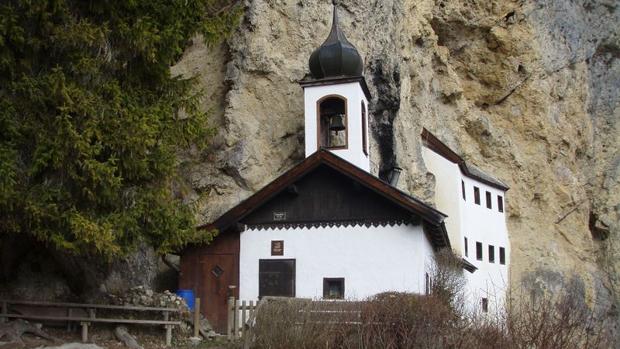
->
[326,0,343,45]
[308,1,363,79]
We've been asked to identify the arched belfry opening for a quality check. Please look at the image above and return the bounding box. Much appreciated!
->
[318,96,347,149]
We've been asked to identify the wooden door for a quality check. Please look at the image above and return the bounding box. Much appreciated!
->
[259,259,296,298]
[200,253,237,333]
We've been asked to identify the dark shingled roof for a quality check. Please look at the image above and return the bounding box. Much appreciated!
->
[421,128,509,191]
[198,149,451,250]
[465,163,509,189]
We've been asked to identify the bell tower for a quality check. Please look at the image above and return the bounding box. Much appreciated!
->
[300,2,371,172]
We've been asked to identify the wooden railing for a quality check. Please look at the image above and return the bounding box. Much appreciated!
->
[0,300,182,346]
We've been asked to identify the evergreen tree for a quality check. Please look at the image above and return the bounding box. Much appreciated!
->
[0,0,241,257]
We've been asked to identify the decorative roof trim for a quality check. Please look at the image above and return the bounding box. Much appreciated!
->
[421,128,509,191]
[198,149,450,250]
[299,75,372,101]
[246,219,414,231]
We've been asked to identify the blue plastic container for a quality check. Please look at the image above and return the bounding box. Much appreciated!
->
[176,289,195,311]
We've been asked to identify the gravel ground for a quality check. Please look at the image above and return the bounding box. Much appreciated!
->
[0,325,239,349]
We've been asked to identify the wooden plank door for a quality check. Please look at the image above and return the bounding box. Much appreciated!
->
[200,253,237,333]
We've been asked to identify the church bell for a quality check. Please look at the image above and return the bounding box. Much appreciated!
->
[329,114,346,132]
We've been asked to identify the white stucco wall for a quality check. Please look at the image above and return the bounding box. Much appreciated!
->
[421,147,464,255]
[461,177,510,314]
[422,145,510,314]
[303,83,369,171]
[239,223,434,301]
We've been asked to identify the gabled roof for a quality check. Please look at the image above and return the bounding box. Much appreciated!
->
[199,149,451,249]
[421,129,509,191]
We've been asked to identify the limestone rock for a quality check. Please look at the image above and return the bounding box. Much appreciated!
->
[172,0,620,332]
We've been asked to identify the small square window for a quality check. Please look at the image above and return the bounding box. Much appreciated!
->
[323,278,345,299]
[486,191,492,209]
[474,187,480,205]
[498,196,504,213]
[211,265,224,278]
[489,245,495,263]
[500,247,506,265]
[476,242,483,261]
[461,181,466,201]
[464,237,468,257]
[482,298,489,313]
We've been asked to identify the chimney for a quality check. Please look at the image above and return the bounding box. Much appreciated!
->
[388,166,402,187]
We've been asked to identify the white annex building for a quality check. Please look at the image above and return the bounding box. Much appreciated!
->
[422,130,510,313]
[180,4,510,332]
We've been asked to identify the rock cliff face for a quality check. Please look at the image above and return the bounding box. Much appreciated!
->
[172,0,619,325]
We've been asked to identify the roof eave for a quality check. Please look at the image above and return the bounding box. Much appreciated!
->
[197,150,449,250]
[461,258,478,273]
[421,128,510,191]
[299,75,372,101]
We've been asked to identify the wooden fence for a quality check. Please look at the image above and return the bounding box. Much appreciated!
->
[0,300,182,346]
[226,297,364,340]
[227,297,260,339]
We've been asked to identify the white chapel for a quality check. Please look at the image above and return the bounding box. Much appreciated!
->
[180,4,511,332]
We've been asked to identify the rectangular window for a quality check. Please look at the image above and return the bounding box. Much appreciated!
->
[474,187,480,205]
[500,247,506,265]
[486,191,492,209]
[461,180,466,200]
[476,242,483,261]
[481,298,489,313]
[362,102,368,156]
[498,195,504,212]
[259,259,296,298]
[464,237,468,257]
[323,278,345,299]
[489,245,495,263]
[425,273,430,295]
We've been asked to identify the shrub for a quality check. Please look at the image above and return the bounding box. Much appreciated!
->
[246,283,614,349]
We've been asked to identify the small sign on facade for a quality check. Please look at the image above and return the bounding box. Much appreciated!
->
[271,240,284,256]
[273,211,287,221]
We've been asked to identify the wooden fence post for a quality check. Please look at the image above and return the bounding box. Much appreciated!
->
[162,310,172,347]
[66,308,72,331]
[227,296,235,340]
[193,298,200,338]
[1,301,7,323]
[80,307,95,343]
[165,325,172,347]
[234,299,241,339]
[80,322,89,342]
[241,300,247,338]
[248,300,252,325]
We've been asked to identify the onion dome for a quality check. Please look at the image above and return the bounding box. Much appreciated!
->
[309,3,363,79]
